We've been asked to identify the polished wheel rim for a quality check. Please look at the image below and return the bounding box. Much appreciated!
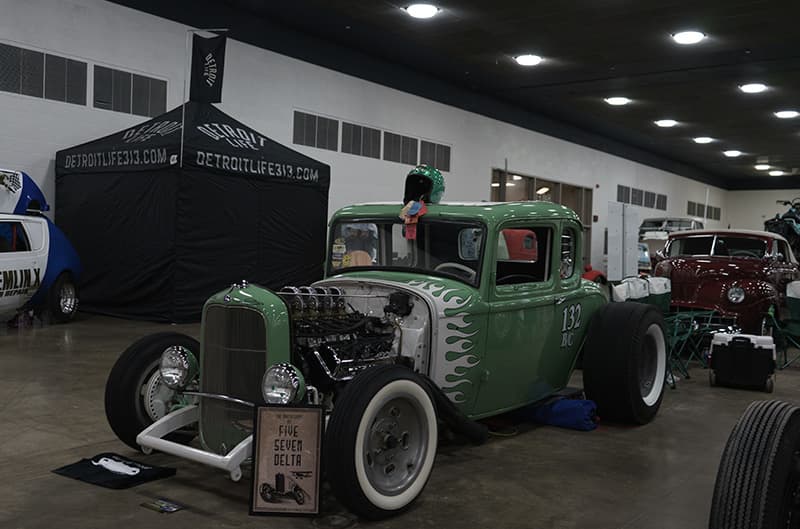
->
[59,283,77,314]
[362,397,428,496]
[137,358,177,423]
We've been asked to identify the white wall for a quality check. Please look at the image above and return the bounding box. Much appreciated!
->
[726,189,800,231]
[0,0,730,266]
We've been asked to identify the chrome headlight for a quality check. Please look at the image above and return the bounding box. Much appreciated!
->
[159,346,198,390]
[727,286,746,304]
[261,363,306,405]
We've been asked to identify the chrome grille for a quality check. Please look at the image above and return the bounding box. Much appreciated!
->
[200,305,266,455]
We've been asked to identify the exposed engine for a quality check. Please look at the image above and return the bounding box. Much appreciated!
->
[278,286,414,392]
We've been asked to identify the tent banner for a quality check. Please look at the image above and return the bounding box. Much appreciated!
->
[188,120,326,186]
[190,34,226,103]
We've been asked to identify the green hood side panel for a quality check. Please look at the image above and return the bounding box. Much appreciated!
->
[405,278,487,413]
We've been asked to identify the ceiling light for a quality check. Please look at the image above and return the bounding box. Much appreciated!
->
[755,164,771,170]
[515,54,543,66]
[769,170,785,176]
[671,31,706,45]
[654,119,678,127]
[693,137,714,144]
[739,83,768,94]
[506,182,516,187]
[604,97,631,106]
[491,182,500,187]
[403,4,440,18]
[723,150,742,157]
[536,186,550,195]
[775,110,800,119]
[512,175,523,180]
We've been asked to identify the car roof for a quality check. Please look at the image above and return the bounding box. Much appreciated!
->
[333,201,583,226]
[668,228,788,242]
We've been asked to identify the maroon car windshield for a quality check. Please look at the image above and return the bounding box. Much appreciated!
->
[668,235,768,258]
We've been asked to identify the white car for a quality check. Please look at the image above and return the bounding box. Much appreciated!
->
[0,169,81,322]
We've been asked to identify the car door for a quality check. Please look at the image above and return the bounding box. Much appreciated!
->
[771,239,799,301]
[0,217,45,317]
[472,220,559,416]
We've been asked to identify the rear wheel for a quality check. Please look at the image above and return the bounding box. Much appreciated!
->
[709,400,800,528]
[583,302,667,424]
[47,272,78,323]
[325,365,437,520]
[104,333,199,451]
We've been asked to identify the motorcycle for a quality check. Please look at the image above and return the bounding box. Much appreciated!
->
[764,197,800,256]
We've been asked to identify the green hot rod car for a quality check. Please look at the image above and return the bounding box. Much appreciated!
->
[105,199,667,519]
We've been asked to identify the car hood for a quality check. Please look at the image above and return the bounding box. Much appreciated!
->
[659,257,769,283]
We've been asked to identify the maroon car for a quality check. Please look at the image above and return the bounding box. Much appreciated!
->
[654,229,799,333]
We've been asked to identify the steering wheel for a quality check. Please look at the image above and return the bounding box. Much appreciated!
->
[434,262,476,281]
[496,274,538,285]
[730,249,761,258]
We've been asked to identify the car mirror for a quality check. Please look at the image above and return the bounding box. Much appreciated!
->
[458,228,483,261]
[655,249,665,261]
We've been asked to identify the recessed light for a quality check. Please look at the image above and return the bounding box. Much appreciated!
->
[775,110,800,119]
[536,186,550,195]
[723,150,742,157]
[515,54,543,66]
[604,96,631,106]
[506,182,516,187]
[654,119,678,127]
[512,175,523,180]
[755,164,771,170]
[769,170,785,176]
[693,137,714,144]
[739,83,768,94]
[403,4,440,18]
[491,182,500,188]
[672,31,706,45]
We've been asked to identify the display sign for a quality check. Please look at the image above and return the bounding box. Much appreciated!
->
[250,406,322,515]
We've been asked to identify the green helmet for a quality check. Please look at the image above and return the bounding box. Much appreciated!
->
[404,164,445,204]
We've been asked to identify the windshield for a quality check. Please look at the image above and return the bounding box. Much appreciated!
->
[640,219,664,229]
[328,219,485,285]
[667,235,768,258]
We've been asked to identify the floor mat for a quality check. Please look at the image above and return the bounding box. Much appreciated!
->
[52,452,176,489]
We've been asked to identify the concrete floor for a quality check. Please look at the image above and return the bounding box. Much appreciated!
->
[1,314,797,529]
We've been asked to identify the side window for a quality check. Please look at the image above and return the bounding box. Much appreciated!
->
[495,227,552,285]
[778,240,790,262]
[560,229,576,279]
[0,222,31,252]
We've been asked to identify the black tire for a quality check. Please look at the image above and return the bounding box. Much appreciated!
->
[260,483,275,502]
[583,302,667,424]
[47,272,78,323]
[709,400,800,528]
[294,487,306,505]
[104,332,199,451]
[325,364,438,520]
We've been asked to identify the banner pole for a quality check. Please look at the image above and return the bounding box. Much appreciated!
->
[179,29,191,168]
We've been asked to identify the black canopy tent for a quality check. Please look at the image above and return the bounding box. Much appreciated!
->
[55,102,330,322]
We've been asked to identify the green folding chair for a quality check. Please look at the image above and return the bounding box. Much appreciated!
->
[768,280,800,369]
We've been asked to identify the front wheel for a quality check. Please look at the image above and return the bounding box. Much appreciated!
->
[325,365,438,520]
[104,332,199,451]
[583,302,667,424]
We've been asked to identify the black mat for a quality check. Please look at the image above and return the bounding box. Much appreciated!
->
[53,452,176,489]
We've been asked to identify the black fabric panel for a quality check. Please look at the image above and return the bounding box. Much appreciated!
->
[55,170,177,321]
[172,169,327,321]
